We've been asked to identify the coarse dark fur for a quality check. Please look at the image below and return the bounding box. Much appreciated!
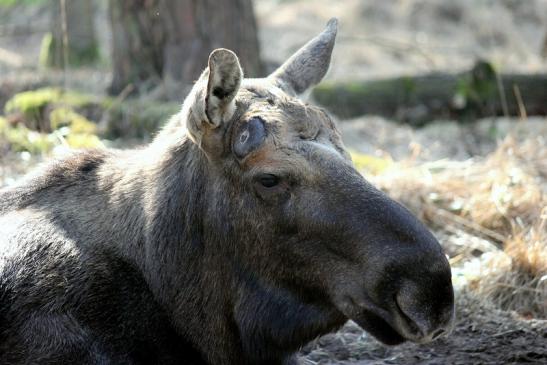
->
[0,20,454,365]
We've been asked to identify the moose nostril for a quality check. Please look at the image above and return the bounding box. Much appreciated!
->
[395,294,450,341]
[431,328,445,340]
[395,296,423,336]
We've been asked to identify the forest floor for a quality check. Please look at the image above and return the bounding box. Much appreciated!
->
[1,0,546,364]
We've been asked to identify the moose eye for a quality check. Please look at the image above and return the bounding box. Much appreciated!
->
[258,174,279,188]
[254,173,289,203]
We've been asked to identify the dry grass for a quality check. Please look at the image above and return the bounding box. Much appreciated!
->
[471,218,546,318]
[362,135,547,318]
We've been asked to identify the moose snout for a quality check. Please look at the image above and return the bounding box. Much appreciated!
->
[321,173,456,345]
[392,274,455,344]
[346,198,455,345]
[371,200,455,343]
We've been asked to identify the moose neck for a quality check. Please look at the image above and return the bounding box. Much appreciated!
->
[132,116,244,364]
[121,113,344,364]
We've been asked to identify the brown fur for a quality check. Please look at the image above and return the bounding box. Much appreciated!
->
[0,20,454,365]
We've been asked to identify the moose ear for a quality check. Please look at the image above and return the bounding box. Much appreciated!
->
[269,18,338,95]
[186,48,243,151]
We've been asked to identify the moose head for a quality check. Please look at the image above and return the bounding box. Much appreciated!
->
[155,18,456,362]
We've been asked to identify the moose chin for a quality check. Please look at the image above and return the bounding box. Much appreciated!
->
[0,18,454,365]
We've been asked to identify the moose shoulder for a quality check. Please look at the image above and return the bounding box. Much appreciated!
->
[0,19,454,365]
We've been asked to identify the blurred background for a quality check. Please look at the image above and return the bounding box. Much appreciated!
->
[0,1,546,364]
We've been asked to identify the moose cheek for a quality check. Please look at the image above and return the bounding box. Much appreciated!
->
[233,116,266,158]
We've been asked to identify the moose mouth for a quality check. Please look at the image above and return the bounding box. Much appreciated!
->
[338,295,426,346]
[351,308,406,345]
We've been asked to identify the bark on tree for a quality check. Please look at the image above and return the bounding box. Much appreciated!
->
[108,0,263,100]
[42,0,99,68]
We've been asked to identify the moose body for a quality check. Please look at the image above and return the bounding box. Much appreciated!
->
[0,20,454,364]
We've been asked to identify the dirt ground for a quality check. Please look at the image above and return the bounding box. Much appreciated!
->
[1,1,546,364]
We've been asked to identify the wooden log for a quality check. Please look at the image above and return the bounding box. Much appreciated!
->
[312,61,547,125]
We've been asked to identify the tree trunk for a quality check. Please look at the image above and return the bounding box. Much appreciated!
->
[108,0,165,95]
[109,0,263,100]
[42,0,99,67]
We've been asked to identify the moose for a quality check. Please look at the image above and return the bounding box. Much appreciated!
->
[0,19,454,364]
